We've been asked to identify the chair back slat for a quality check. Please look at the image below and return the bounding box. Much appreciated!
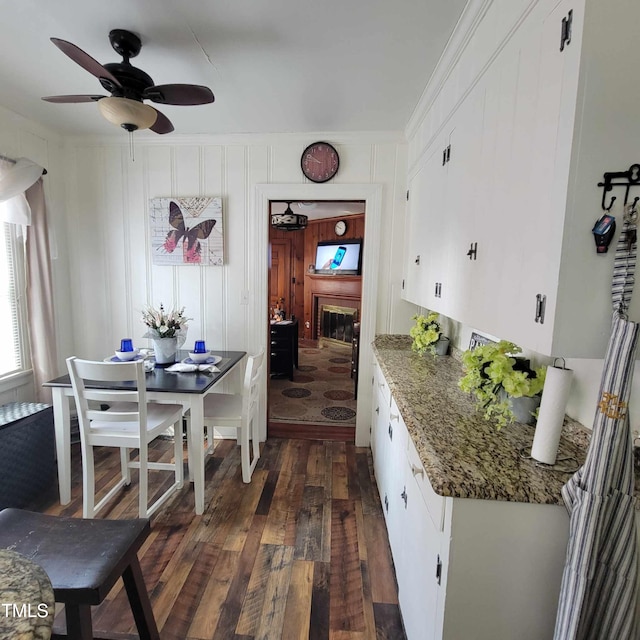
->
[82,389,139,404]
[86,409,140,422]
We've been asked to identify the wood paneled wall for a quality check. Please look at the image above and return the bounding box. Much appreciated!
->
[269,213,364,340]
[303,214,364,339]
[269,225,306,323]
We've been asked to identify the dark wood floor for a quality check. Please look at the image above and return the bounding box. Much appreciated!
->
[39,437,406,640]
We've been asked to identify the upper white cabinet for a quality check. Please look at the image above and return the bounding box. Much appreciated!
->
[403,0,640,357]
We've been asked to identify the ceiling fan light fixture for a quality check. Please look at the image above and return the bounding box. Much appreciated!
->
[98,96,157,131]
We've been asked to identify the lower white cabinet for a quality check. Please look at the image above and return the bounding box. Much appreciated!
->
[371,363,572,640]
[397,430,442,640]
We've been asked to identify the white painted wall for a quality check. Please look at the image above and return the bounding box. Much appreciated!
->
[56,132,413,444]
[61,136,402,352]
[0,99,413,448]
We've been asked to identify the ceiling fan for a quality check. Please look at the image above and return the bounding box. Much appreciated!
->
[42,29,214,135]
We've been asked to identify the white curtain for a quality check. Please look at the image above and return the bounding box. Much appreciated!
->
[0,157,57,403]
[25,180,58,403]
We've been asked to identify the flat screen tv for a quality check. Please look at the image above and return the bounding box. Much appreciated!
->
[314,239,363,275]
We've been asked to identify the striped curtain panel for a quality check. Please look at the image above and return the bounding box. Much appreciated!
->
[554,217,639,639]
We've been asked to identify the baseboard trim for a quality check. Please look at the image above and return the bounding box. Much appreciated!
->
[268,421,355,443]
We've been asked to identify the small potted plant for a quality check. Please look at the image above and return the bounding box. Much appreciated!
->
[458,340,546,428]
[409,312,449,356]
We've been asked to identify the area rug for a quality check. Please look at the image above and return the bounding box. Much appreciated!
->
[268,342,357,425]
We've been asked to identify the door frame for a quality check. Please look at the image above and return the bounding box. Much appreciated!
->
[253,183,383,447]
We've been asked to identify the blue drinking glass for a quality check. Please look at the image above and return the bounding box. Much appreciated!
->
[120,338,134,352]
[194,340,207,353]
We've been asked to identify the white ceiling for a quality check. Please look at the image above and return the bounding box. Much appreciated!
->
[271,201,364,220]
[0,0,467,138]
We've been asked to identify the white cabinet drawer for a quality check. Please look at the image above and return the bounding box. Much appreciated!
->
[407,433,444,532]
[375,366,391,408]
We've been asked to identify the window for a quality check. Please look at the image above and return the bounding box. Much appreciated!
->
[0,221,28,377]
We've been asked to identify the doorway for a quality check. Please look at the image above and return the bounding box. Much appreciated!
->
[268,201,365,441]
[253,183,383,448]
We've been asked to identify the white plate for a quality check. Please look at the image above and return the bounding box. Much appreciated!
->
[182,355,222,365]
[105,354,146,363]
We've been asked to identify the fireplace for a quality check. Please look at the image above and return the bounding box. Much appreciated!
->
[320,304,357,345]
[306,274,362,341]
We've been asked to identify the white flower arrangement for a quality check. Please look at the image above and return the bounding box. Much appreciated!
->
[141,303,190,348]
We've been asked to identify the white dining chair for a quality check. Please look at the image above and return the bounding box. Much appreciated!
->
[66,356,184,519]
[193,350,265,483]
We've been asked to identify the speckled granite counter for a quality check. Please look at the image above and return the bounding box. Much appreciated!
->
[372,334,600,506]
[0,549,54,639]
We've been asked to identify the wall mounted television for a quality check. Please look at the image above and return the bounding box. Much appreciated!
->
[314,239,363,275]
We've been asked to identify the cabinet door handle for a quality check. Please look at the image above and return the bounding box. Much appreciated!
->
[560,9,573,51]
[411,463,424,479]
[535,294,547,324]
[388,424,393,441]
[384,494,389,513]
[375,406,380,415]
[401,487,408,508]
[436,555,442,585]
[415,255,421,265]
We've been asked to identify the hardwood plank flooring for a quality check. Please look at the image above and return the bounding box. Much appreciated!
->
[35,437,405,640]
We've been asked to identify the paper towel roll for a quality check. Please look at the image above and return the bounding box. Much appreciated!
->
[531,365,574,465]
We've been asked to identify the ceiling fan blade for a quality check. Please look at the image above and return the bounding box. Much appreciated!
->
[42,94,105,103]
[143,84,214,106]
[150,108,174,134]
[51,38,122,87]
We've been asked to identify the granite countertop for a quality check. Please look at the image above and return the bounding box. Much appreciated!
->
[372,334,596,506]
[0,549,54,639]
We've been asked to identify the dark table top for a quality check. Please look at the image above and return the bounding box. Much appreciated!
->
[43,350,246,395]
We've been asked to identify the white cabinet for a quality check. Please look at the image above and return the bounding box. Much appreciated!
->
[370,365,407,553]
[370,360,391,493]
[403,133,449,310]
[396,431,443,640]
[371,360,571,640]
[404,0,640,358]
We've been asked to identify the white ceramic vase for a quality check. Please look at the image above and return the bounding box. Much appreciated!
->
[153,337,178,364]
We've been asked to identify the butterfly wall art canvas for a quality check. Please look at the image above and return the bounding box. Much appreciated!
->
[150,197,223,266]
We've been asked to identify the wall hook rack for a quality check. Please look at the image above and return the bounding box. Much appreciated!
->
[597,164,640,211]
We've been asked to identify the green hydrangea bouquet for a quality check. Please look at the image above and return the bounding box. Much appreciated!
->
[409,312,443,355]
[458,340,546,428]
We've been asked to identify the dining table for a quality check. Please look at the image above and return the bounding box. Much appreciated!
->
[43,349,246,516]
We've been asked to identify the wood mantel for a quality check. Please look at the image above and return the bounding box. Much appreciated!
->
[304,274,362,340]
